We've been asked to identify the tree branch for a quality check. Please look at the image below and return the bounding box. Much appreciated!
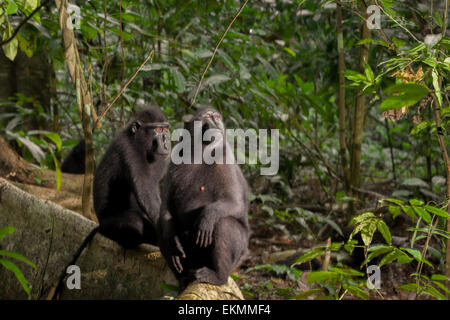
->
[0,0,51,46]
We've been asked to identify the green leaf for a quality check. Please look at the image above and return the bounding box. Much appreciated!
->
[205,74,231,86]
[349,212,375,226]
[6,1,19,14]
[376,220,392,245]
[432,68,442,108]
[360,219,378,246]
[403,248,422,261]
[172,69,186,93]
[409,199,424,206]
[292,248,324,266]
[306,271,337,283]
[401,205,416,221]
[431,274,450,281]
[383,198,404,206]
[0,258,31,295]
[44,132,62,151]
[413,206,431,224]
[361,246,393,266]
[290,288,322,300]
[364,63,374,83]
[398,283,419,292]
[0,250,36,269]
[380,83,429,111]
[425,205,450,218]
[343,70,366,83]
[343,283,369,300]
[388,205,401,219]
[283,47,296,57]
[0,226,16,240]
[2,22,19,61]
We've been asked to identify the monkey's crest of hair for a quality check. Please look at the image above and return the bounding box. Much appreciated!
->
[135,105,166,124]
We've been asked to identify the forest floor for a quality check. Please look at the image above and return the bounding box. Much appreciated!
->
[234,178,440,300]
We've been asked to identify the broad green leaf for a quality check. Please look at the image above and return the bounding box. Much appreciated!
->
[398,283,419,292]
[376,220,392,245]
[0,250,36,269]
[432,68,443,108]
[380,83,428,111]
[403,248,422,261]
[290,288,322,300]
[423,285,447,300]
[364,63,374,83]
[0,226,16,240]
[360,219,378,246]
[6,1,19,14]
[413,206,431,224]
[409,199,424,206]
[2,22,19,61]
[401,205,416,221]
[383,198,404,206]
[361,246,393,266]
[306,271,337,283]
[349,212,375,226]
[44,132,62,151]
[388,205,401,219]
[343,70,366,83]
[283,47,296,57]
[172,69,186,93]
[425,205,450,218]
[431,274,450,281]
[342,283,369,300]
[292,248,324,266]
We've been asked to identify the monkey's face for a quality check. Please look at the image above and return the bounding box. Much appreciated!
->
[131,121,171,159]
[200,110,224,135]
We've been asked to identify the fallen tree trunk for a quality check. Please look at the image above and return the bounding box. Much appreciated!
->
[0,178,244,300]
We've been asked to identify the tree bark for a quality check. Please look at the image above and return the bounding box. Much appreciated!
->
[336,0,350,193]
[350,4,371,198]
[0,178,244,300]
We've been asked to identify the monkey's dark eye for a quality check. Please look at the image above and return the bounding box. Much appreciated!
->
[155,127,162,133]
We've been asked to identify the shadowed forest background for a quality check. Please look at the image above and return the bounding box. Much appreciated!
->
[0,0,449,300]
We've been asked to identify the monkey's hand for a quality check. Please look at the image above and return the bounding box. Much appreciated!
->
[168,235,186,273]
[195,214,216,248]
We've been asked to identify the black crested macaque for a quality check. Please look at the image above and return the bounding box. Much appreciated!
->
[94,106,171,248]
[61,139,86,174]
[158,107,249,288]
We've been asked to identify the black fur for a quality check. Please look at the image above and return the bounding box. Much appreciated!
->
[61,140,85,174]
[94,106,170,248]
[158,107,249,288]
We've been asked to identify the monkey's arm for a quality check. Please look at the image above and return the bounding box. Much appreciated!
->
[158,209,186,273]
[195,196,246,248]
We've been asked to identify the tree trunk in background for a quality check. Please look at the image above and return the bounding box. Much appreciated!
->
[432,93,450,296]
[350,4,370,202]
[336,0,350,194]
[0,51,51,131]
[55,0,95,219]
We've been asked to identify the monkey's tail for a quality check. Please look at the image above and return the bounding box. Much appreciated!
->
[49,226,99,300]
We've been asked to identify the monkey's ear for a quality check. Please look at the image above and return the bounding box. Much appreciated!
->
[131,120,142,134]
